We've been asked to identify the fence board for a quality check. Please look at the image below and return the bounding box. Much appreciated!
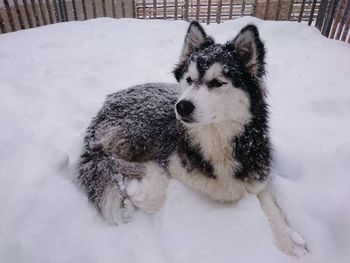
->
[45,0,54,23]
[0,7,6,32]
[38,0,48,24]
[207,0,212,24]
[316,0,329,29]
[298,0,307,22]
[217,0,223,23]
[62,0,68,21]
[91,0,97,18]
[229,0,233,19]
[196,0,200,20]
[22,0,34,27]
[340,3,350,40]
[308,0,318,25]
[13,0,26,29]
[322,0,340,36]
[4,0,16,31]
[335,0,350,39]
[184,0,189,21]
[330,0,346,38]
[121,0,126,17]
[163,0,167,19]
[132,0,136,18]
[264,0,270,19]
[31,0,41,26]
[51,0,60,22]
[174,0,178,19]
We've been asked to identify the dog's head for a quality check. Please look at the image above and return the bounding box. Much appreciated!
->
[174,22,266,126]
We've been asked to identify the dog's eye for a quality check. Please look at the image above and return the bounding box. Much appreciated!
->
[208,79,226,88]
[186,77,193,85]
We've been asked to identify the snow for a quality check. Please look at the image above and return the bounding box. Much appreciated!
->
[1,17,350,263]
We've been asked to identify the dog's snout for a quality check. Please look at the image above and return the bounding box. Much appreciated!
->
[176,100,195,117]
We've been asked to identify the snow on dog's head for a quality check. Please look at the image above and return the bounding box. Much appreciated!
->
[173,21,266,126]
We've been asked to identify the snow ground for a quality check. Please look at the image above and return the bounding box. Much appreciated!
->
[0,17,350,263]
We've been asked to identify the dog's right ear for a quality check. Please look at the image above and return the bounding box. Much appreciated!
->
[179,21,212,63]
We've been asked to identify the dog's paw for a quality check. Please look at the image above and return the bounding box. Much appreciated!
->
[127,162,169,213]
[100,184,136,225]
[278,230,308,258]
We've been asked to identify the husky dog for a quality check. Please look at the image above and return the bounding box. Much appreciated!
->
[78,22,307,257]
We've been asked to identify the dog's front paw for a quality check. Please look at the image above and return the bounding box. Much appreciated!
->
[127,162,169,213]
[278,229,308,258]
[100,184,136,225]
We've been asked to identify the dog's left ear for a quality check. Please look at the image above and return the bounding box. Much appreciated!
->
[228,24,266,78]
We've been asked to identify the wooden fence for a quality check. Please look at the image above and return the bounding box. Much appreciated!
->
[0,0,349,42]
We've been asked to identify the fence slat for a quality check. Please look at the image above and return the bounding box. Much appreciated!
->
[142,0,146,18]
[91,0,97,19]
[45,0,54,24]
[61,0,68,21]
[207,0,211,24]
[288,0,294,20]
[22,0,34,27]
[308,0,318,25]
[196,0,200,21]
[184,0,189,21]
[13,0,26,29]
[340,4,350,40]
[242,0,246,17]
[121,0,126,18]
[0,8,6,33]
[30,0,41,26]
[132,0,136,18]
[71,0,77,20]
[174,0,178,20]
[316,0,329,30]
[229,0,233,19]
[335,0,350,39]
[51,0,59,22]
[81,0,87,20]
[322,0,340,36]
[4,0,16,31]
[163,0,167,19]
[298,0,306,22]
[153,0,157,18]
[275,0,282,20]
[102,0,106,17]
[217,0,222,23]
[264,0,271,20]
[38,0,48,25]
[330,0,346,38]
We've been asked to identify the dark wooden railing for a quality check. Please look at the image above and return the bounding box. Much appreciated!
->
[0,0,349,42]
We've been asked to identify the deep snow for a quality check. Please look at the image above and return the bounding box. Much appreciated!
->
[0,17,350,263]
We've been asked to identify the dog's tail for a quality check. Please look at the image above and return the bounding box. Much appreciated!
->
[78,143,144,224]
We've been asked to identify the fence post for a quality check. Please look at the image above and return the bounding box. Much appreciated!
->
[13,0,26,29]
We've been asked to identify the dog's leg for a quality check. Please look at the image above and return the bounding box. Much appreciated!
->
[126,162,169,214]
[257,189,308,257]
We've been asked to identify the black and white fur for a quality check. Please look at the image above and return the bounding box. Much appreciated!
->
[78,22,307,257]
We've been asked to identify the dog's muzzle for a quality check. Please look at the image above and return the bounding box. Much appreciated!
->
[176,100,194,122]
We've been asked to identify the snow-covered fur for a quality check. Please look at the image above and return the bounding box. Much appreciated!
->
[78,22,307,257]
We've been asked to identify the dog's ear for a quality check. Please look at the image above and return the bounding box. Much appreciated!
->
[228,24,266,78]
[179,21,212,63]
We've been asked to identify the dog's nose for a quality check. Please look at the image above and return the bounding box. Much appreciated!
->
[176,100,195,117]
